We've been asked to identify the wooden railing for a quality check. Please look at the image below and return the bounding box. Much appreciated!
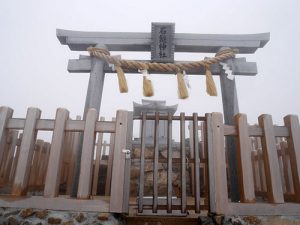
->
[0,106,132,213]
[206,113,300,215]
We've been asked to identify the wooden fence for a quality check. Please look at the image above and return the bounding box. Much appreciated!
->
[1,106,300,216]
[207,113,300,215]
[0,106,133,213]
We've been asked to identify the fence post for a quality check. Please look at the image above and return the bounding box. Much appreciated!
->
[3,130,18,184]
[235,113,256,202]
[105,118,116,196]
[92,120,104,196]
[77,109,97,199]
[66,116,81,195]
[12,107,41,196]
[44,108,69,197]
[284,115,300,202]
[258,114,284,203]
[0,107,13,164]
[110,110,131,213]
[206,112,228,214]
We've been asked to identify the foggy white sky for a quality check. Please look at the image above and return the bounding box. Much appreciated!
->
[1,0,300,129]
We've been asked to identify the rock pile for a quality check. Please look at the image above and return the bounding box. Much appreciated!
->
[0,208,118,225]
[130,146,191,197]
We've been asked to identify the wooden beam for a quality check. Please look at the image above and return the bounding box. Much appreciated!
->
[122,111,133,213]
[67,57,257,76]
[57,29,269,53]
[206,113,228,214]
[227,202,300,216]
[44,108,69,197]
[92,121,104,196]
[110,111,130,213]
[105,119,116,196]
[6,119,115,133]
[12,108,41,196]
[284,115,300,202]
[0,196,109,212]
[258,114,284,203]
[2,130,18,184]
[0,107,13,164]
[193,113,201,213]
[77,109,97,199]
[234,114,255,203]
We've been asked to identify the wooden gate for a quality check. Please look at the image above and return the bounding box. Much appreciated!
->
[128,112,209,216]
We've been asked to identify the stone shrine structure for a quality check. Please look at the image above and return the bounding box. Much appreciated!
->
[133,100,177,145]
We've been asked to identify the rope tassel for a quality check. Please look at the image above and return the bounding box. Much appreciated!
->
[177,71,189,99]
[205,66,217,96]
[115,66,128,93]
[140,69,154,97]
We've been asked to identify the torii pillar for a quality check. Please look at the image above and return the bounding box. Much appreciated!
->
[218,47,240,201]
[57,24,270,201]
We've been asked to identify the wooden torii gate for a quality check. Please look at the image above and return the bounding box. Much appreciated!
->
[57,24,269,202]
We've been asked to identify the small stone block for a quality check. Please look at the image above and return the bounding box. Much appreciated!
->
[62,221,75,225]
[48,217,62,224]
[75,213,86,223]
[20,208,35,219]
[97,213,109,221]
[35,210,48,219]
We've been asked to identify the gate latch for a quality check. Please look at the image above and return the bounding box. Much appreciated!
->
[122,149,131,159]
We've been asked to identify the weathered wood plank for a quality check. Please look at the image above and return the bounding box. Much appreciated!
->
[284,115,300,202]
[110,110,130,213]
[180,113,187,213]
[77,109,97,199]
[92,124,104,196]
[206,113,228,214]
[44,108,69,197]
[9,134,22,183]
[105,118,116,196]
[280,141,294,194]
[66,125,81,195]
[29,139,43,186]
[251,150,261,191]
[153,112,159,213]
[188,121,195,196]
[0,196,109,212]
[12,108,41,196]
[0,107,13,164]
[258,114,284,203]
[227,202,300,216]
[224,124,289,137]
[57,29,269,53]
[167,113,173,213]
[193,113,201,213]
[36,142,50,186]
[122,111,133,213]
[235,114,256,202]
[138,113,146,213]
[2,130,18,184]
[6,119,115,133]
